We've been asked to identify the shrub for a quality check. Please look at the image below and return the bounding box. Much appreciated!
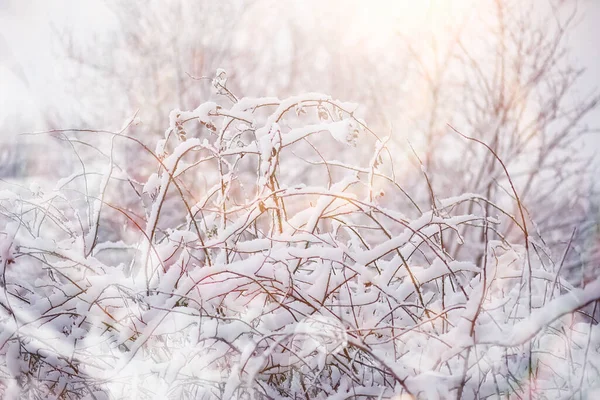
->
[0,73,598,399]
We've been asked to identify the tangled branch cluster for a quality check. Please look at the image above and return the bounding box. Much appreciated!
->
[0,75,599,399]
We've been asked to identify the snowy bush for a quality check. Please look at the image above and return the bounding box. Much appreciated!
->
[0,73,599,399]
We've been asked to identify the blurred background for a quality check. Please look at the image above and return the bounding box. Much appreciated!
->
[1,0,599,283]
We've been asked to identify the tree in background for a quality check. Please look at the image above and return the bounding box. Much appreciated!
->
[47,0,599,284]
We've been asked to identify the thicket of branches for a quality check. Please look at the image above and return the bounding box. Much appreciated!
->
[0,76,599,399]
